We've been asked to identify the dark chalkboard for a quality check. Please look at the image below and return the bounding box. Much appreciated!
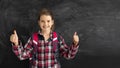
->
[1,0,120,68]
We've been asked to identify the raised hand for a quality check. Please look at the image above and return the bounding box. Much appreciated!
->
[10,30,19,45]
[73,32,79,46]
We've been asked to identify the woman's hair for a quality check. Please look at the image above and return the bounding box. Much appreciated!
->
[38,8,55,31]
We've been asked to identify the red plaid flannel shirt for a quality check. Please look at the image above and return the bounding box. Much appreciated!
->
[12,31,79,68]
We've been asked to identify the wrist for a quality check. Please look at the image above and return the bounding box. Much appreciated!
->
[73,42,79,47]
[14,41,19,46]
[14,43,18,46]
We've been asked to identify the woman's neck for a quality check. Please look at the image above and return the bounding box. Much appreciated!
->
[41,30,51,41]
[41,30,51,36]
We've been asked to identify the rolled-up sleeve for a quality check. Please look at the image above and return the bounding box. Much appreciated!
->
[59,36,79,59]
[12,37,33,60]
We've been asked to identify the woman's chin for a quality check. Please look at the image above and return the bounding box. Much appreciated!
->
[42,29,51,31]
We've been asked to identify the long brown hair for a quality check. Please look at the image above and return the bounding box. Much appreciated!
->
[38,8,55,31]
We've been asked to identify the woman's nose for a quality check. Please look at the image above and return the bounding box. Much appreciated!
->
[44,22,47,26]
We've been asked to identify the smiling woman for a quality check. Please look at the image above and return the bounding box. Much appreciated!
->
[10,8,79,68]
[1,0,120,68]
[38,9,55,41]
[39,15,54,41]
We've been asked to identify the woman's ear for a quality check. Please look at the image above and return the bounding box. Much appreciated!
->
[38,20,40,24]
[38,20,39,23]
[52,20,54,25]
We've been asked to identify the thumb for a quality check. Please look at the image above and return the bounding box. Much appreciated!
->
[74,32,77,35]
[14,30,17,35]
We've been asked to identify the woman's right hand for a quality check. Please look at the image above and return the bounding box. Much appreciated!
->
[10,30,19,45]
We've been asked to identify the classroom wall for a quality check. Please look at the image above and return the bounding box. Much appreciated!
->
[0,0,120,68]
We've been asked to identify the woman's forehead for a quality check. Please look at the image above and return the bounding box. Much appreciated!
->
[40,15,52,20]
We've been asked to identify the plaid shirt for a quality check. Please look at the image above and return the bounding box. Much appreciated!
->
[12,31,79,68]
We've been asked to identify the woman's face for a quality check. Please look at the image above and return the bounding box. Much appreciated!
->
[38,15,54,31]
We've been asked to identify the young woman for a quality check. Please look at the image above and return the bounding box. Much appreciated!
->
[10,8,79,68]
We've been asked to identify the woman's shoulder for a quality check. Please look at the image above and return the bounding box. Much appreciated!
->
[52,31,61,36]
[52,31,63,40]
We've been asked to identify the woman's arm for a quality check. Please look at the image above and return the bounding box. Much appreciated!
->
[59,35,79,59]
[12,37,33,60]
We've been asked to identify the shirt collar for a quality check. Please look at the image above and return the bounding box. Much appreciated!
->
[38,30,53,41]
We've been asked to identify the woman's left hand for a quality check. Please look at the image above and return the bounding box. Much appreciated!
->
[73,32,79,46]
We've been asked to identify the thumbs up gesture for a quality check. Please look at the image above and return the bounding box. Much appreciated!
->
[10,30,19,45]
[73,32,79,46]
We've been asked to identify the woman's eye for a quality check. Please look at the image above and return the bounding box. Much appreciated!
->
[41,20,44,22]
[47,20,50,23]
[40,20,45,24]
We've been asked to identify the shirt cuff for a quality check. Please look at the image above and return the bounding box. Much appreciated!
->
[73,42,79,47]
[72,43,79,50]
[12,40,21,50]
